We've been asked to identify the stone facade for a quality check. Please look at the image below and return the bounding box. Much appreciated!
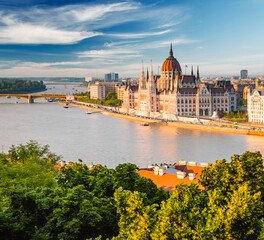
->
[121,45,237,118]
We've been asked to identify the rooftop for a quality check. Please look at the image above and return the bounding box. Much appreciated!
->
[138,163,205,192]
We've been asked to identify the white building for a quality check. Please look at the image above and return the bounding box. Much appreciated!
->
[248,89,264,123]
[90,83,106,100]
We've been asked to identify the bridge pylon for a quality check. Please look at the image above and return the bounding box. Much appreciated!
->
[28,95,34,104]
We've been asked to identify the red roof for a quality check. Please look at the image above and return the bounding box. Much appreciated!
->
[138,164,205,192]
[161,56,181,72]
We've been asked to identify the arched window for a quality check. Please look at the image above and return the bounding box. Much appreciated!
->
[214,99,216,103]
[217,98,220,103]
[185,99,188,104]
[189,99,191,104]
[193,99,195,103]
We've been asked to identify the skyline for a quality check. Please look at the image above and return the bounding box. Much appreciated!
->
[0,0,264,78]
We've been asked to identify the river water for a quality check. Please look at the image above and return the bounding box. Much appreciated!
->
[1,83,264,168]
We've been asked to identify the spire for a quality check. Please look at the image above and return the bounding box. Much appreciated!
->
[191,66,193,76]
[196,66,200,80]
[139,60,145,90]
[146,67,149,82]
[169,42,173,57]
[148,60,155,93]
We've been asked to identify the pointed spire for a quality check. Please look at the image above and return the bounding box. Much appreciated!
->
[139,60,145,90]
[169,42,173,57]
[191,66,193,76]
[148,60,155,93]
[196,66,200,80]
[146,67,149,81]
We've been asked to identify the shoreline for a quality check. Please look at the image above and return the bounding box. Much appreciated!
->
[58,101,264,137]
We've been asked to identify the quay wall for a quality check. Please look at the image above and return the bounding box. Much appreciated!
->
[58,101,264,137]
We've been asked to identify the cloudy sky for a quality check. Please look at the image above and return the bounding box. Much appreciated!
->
[0,0,264,78]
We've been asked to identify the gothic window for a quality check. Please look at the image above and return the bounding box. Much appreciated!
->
[185,99,188,104]
[217,98,220,103]
[177,99,180,104]
[189,99,191,104]
[221,99,224,103]
[182,109,184,112]
[181,99,184,104]
[193,99,195,103]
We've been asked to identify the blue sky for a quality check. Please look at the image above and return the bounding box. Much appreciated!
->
[0,0,264,78]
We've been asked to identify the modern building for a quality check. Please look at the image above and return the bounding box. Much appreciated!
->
[121,44,236,119]
[240,69,248,80]
[105,72,119,82]
[248,79,264,123]
[90,82,106,100]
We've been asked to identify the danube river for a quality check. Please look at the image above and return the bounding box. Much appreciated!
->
[1,83,264,168]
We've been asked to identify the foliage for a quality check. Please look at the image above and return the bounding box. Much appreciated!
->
[1,143,264,239]
[0,140,59,189]
[76,91,122,106]
[224,110,248,122]
[199,151,264,199]
[0,79,46,94]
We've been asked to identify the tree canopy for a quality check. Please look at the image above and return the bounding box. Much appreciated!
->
[0,142,263,239]
[0,79,46,94]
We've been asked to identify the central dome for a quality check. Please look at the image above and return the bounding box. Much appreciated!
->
[161,44,181,72]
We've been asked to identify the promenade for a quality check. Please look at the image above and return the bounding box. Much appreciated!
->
[59,100,264,137]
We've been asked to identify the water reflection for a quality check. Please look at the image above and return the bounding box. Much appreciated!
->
[0,84,264,168]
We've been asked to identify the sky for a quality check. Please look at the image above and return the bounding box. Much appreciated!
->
[0,0,264,78]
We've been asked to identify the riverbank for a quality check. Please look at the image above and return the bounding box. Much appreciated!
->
[58,101,264,136]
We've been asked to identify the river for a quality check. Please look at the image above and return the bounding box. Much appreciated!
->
[1,83,264,168]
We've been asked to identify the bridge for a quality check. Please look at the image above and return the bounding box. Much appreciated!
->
[0,94,67,103]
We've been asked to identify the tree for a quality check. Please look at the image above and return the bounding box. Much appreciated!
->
[199,151,264,201]
[113,187,157,240]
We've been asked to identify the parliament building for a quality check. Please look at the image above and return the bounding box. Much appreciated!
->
[121,45,237,119]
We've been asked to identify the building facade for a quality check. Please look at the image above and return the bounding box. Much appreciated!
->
[105,72,119,82]
[247,79,264,123]
[121,45,237,119]
[90,83,106,100]
[240,69,248,80]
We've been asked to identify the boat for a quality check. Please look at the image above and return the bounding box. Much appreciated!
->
[141,123,149,126]
[6,96,11,99]
[63,106,69,109]
[86,111,92,114]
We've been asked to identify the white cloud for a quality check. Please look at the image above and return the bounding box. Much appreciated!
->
[0,1,186,44]
[0,23,101,44]
[78,49,141,59]
[70,2,140,22]
[107,30,171,39]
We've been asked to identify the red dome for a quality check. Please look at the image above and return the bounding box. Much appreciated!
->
[161,56,181,72]
[161,44,181,72]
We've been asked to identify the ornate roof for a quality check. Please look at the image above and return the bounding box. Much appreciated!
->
[161,44,181,72]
